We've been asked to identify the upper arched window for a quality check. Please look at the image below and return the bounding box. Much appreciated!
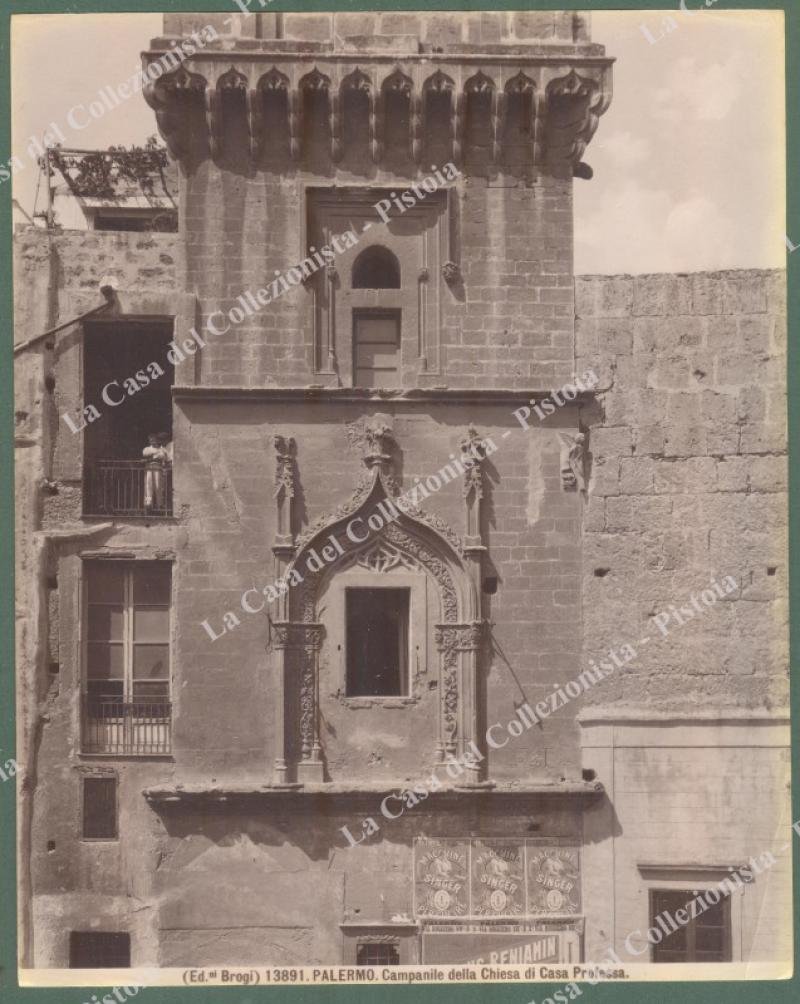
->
[352,245,401,289]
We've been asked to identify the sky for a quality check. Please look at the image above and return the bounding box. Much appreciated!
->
[10,9,787,275]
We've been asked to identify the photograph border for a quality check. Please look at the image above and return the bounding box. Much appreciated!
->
[1,0,797,1001]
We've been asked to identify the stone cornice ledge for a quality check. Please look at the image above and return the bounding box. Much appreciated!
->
[172,386,596,406]
[143,779,603,803]
[577,707,790,724]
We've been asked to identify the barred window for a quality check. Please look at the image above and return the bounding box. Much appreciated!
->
[69,931,130,968]
[356,941,400,966]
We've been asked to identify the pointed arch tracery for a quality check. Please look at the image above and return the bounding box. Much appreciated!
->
[272,466,483,785]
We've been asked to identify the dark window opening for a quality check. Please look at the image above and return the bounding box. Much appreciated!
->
[82,776,118,839]
[382,86,411,159]
[301,85,331,164]
[82,320,174,517]
[503,87,535,169]
[465,88,493,158]
[356,941,400,966]
[346,588,409,697]
[650,889,732,963]
[352,245,401,289]
[93,212,177,233]
[353,309,401,389]
[341,87,371,163]
[69,931,130,968]
[424,87,453,168]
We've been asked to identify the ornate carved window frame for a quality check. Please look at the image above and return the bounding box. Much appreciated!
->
[305,186,454,382]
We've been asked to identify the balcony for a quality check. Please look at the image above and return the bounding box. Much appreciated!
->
[82,698,172,755]
[83,460,173,518]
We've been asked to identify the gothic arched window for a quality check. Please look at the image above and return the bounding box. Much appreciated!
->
[351,245,401,289]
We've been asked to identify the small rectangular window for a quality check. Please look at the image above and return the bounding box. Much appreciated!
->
[650,889,732,962]
[356,941,400,966]
[353,310,401,388]
[346,588,409,697]
[82,777,117,839]
[69,931,130,968]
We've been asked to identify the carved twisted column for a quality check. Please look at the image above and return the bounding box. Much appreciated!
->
[435,622,485,780]
[296,623,325,782]
[271,436,297,784]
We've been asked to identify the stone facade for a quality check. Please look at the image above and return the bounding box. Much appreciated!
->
[14,10,790,977]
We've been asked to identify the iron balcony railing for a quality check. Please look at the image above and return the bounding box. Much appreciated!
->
[83,459,173,518]
[82,699,172,755]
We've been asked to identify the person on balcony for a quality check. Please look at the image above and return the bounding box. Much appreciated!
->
[142,432,171,510]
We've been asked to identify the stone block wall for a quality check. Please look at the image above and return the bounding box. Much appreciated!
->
[171,397,584,784]
[160,11,594,49]
[182,169,576,390]
[575,270,788,709]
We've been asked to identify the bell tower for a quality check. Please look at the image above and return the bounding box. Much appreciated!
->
[143,10,613,391]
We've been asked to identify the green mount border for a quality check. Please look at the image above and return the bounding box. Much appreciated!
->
[0,1,797,1002]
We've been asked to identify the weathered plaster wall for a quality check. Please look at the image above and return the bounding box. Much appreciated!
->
[150,797,582,966]
[581,718,792,966]
[13,225,179,966]
[575,270,788,709]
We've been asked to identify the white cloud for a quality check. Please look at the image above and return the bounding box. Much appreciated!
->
[596,130,650,168]
[663,195,738,266]
[576,183,744,273]
[653,54,743,122]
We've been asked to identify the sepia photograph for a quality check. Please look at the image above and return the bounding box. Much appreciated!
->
[7,3,795,995]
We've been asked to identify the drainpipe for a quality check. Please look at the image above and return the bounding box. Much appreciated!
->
[13,279,118,357]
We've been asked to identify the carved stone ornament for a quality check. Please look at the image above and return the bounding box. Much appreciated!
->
[273,435,295,499]
[465,70,495,95]
[342,68,372,94]
[144,57,612,177]
[274,427,482,779]
[383,68,413,95]
[350,541,420,574]
[558,432,587,492]
[442,260,461,285]
[300,67,331,94]
[271,621,323,650]
[425,69,455,94]
[363,418,395,469]
[460,425,486,500]
[296,509,459,625]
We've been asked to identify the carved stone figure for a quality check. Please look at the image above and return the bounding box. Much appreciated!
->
[559,432,586,492]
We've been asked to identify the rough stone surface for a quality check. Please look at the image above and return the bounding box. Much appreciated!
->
[576,271,788,710]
